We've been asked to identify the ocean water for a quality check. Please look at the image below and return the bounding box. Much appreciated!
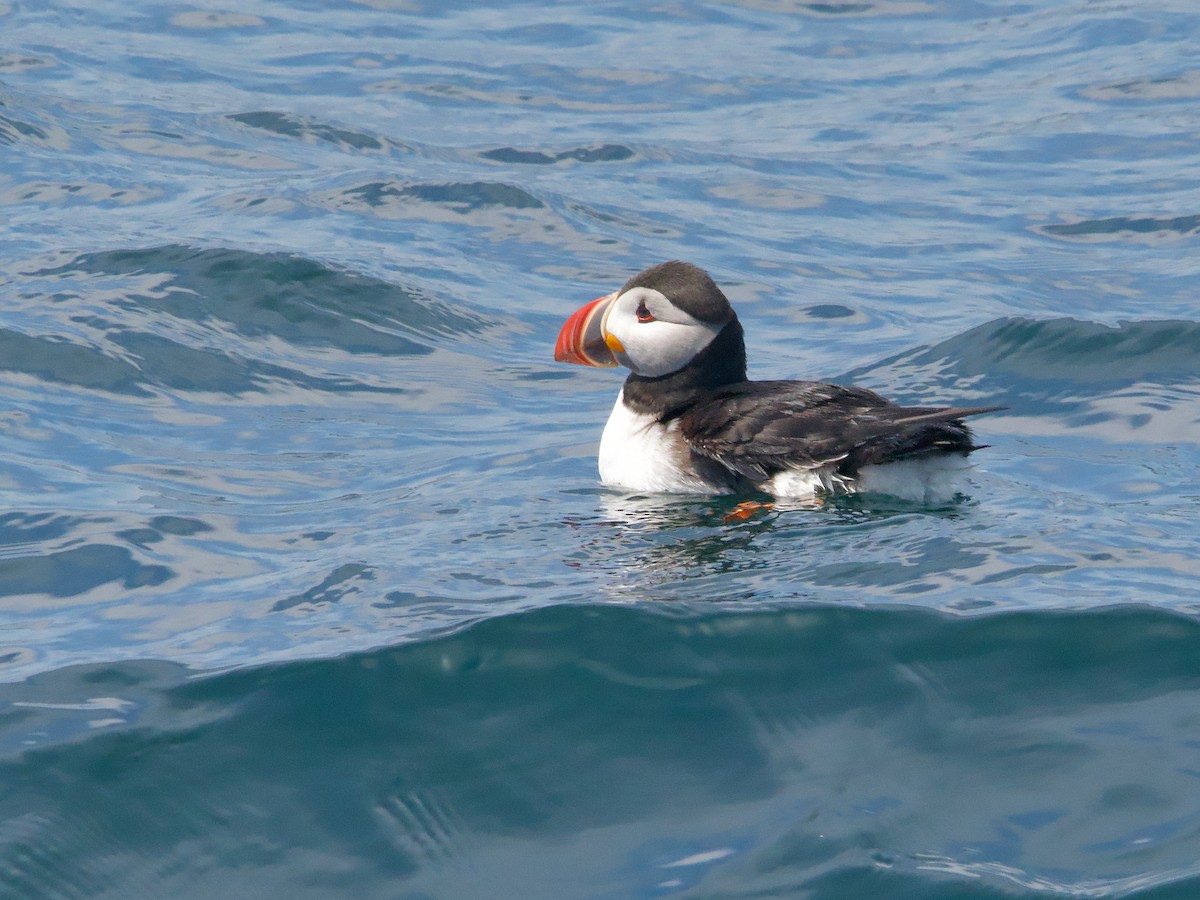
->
[2,0,1200,896]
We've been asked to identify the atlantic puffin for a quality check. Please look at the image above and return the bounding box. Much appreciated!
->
[554,261,1002,501]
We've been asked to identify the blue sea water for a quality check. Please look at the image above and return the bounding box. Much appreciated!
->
[2,0,1200,896]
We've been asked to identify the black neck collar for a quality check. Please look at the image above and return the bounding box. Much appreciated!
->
[621,317,747,420]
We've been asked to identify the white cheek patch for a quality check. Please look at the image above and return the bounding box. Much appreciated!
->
[606,289,724,377]
[614,320,722,377]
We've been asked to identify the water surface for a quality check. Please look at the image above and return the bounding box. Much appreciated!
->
[2,0,1200,896]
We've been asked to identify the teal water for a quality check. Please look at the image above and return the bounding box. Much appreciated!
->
[3,1,1200,897]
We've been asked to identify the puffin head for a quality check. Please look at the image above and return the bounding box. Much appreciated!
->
[554,261,737,378]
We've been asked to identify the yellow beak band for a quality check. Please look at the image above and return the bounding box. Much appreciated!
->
[605,333,625,353]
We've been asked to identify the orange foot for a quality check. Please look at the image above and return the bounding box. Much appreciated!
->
[723,500,775,522]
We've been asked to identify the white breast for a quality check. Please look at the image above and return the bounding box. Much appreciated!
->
[598,390,729,493]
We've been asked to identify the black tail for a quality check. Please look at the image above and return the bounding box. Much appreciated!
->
[839,406,1005,474]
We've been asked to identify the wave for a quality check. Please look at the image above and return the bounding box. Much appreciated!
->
[853,316,1200,390]
[3,604,1200,897]
[844,317,1200,443]
[3,245,498,396]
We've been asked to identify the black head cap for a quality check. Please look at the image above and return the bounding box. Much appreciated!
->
[619,261,733,326]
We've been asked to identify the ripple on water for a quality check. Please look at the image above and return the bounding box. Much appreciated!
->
[227,110,410,155]
[478,144,635,165]
[1037,213,1200,243]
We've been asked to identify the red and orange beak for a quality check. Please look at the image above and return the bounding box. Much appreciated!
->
[554,292,619,367]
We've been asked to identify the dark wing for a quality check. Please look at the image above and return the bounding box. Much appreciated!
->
[678,380,1003,482]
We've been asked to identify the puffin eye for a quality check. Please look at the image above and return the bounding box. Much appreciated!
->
[635,299,654,323]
